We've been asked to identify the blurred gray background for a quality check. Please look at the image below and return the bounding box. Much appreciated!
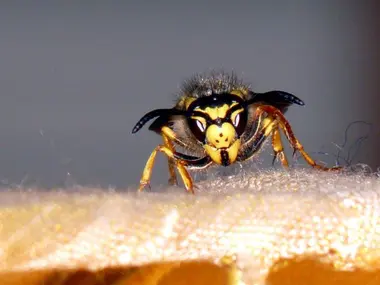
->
[0,1,379,189]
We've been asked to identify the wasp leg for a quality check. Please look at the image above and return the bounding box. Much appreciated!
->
[161,125,215,177]
[162,134,178,186]
[161,125,190,188]
[139,125,212,193]
[138,144,212,194]
[237,118,276,162]
[257,105,341,171]
[160,126,190,147]
[138,145,193,193]
[173,153,213,170]
[271,127,289,167]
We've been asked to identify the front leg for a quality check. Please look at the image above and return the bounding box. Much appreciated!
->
[138,145,212,194]
[237,118,277,162]
[162,133,178,186]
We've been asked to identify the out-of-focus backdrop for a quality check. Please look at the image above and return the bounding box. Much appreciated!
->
[0,1,379,189]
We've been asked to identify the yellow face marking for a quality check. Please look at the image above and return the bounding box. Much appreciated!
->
[227,139,241,163]
[206,104,228,120]
[204,139,241,165]
[195,102,238,120]
[190,116,207,130]
[206,122,236,148]
[203,121,240,165]
[194,104,227,120]
[230,102,238,108]
[230,107,244,125]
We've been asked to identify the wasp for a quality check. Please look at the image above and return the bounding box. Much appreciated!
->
[132,71,341,193]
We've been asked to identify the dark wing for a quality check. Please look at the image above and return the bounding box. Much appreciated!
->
[246,91,305,113]
[132,107,204,154]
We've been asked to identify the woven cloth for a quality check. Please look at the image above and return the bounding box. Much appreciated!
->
[0,169,379,285]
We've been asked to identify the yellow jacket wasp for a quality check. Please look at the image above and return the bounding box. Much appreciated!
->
[132,72,341,193]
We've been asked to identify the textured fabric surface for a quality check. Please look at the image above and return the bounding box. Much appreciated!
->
[0,169,379,284]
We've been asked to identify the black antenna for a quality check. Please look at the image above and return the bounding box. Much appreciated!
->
[132,108,185,134]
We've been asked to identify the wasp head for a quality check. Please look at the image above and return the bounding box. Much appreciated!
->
[187,93,247,166]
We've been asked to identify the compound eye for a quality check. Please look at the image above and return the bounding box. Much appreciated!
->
[188,118,207,143]
[232,110,247,137]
